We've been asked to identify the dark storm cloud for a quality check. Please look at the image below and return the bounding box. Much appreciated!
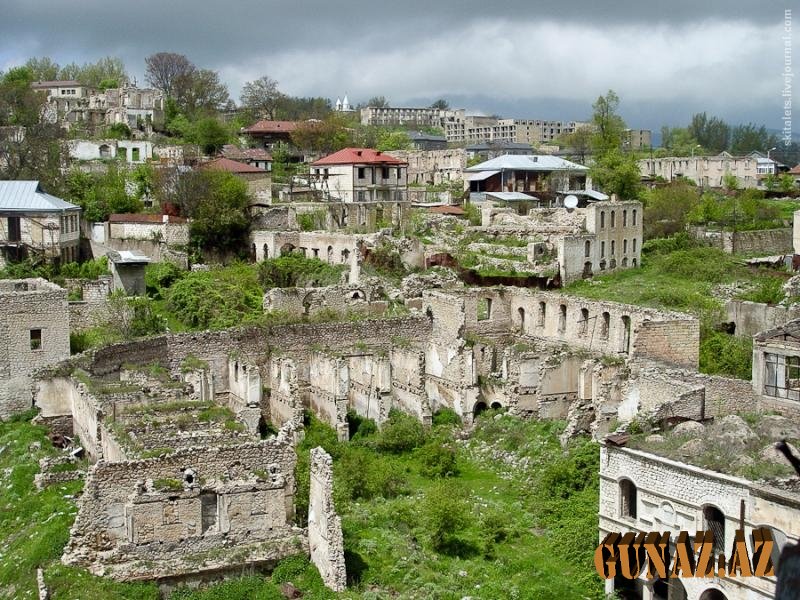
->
[0,1,789,128]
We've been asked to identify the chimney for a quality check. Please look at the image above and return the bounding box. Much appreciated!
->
[376,151,382,155]
[356,150,362,157]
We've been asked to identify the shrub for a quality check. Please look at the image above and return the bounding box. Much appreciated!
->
[166,263,263,329]
[431,408,462,428]
[737,277,786,305]
[418,439,459,478]
[422,481,470,552]
[258,255,345,288]
[375,409,426,453]
[699,328,753,379]
[145,262,185,299]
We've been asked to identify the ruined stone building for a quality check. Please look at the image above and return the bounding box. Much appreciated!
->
[639,152,758,189]
[0,279,70,418]
[479,199,644,283]
[0,180,82,266]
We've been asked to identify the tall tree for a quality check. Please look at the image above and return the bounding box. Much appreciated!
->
[688,112,730,153]
[591,90,625,154]
[240,76,284,120]
[144,52,194,97]
[178,68,229,115]
[59,56,127,88]
[24,57,60,81]
[429,98,450,110]
[367,96,389,108]
[730,123,778,155]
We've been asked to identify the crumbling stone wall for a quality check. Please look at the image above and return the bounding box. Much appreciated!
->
[0,279,70,417]
[263,284,388,319]
[308,447,346,592]
[726,300,800,338]
[690,225,793,255]
[308,352,349,440]
[63,426,301,582]
[386,149,466,186]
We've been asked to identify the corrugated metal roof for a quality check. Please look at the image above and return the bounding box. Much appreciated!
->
[0,181,80,213]
[485,191,539,201]
[465,154,588,173]
[467,169,500,181]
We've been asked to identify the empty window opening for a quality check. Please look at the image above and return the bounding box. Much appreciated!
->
[600,211,605,228]
[584,240,591,258]
[623,210,627,226]
[200,492,218,534]
[632,238,637,253]
[579,308,589,335]
[632,209,637,226]
[621,315,631,353]
[30,329,42,350]
[610,211,616,227]
[611,240,616,255]
[477,297,492,321]
[517,307,525,332]
[703,506,725,556]
[619,478,637,518]
[623,239,628,254]
[582,261,593,279]
[601,312,610,339]
[538,301,546,326]
[558,304,567,333]
[8,217,21,242]
[600,241,605,257]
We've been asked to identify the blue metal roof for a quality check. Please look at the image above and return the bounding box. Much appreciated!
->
[0,181,80,213]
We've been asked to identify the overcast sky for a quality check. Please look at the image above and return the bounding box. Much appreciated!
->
[0,0,791,131]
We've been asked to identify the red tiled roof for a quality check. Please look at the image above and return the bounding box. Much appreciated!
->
[109,213,187,224]
[201,157,267,174]
[241,120,300,134]
[311,148,407,167]
[221,145,273,161]
[789,164,800,175]
[427,205,465,215]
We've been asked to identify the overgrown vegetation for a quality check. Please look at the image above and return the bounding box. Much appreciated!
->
[258,255,345,289]
[565,234,782,378]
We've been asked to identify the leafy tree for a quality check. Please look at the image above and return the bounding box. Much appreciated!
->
[376,129,411,151]
[64,163,142,222]
[275,96,331,120]
[176,68,229,116]
[190,117,231,154]
[688,112,730,153]
[240,75,285,120]
[367,95,389,108]
[144,52,194,97]
[24,57,60,81]
[590,89,625,154]
[59,56,127,88]
[173,170,251,252]
[779,173,796,193]
[290,114,354,153]
[429,98,449,110]
[722,172,739,192]
[641,181,701,239]
[556,126,592,163]
[658,126,702,157]
[730,123,778,155]
[589,148,642,200]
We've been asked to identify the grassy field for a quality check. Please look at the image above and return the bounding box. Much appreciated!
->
[0,411,604,600]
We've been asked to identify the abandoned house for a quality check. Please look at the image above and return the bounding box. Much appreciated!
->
[0,180,82,267]
[0,278,70,418]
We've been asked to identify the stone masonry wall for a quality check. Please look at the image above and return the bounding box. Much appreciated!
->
[308,447,346,592]
[0,279,71,418]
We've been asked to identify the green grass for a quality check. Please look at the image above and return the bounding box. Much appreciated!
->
[0,410,603,599]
